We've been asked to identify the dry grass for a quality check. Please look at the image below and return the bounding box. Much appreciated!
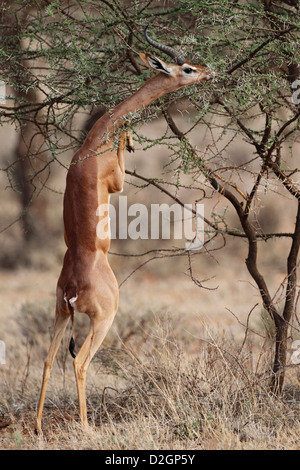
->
[0,269,299,450]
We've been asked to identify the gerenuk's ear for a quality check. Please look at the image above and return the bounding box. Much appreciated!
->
[139,53,174,75]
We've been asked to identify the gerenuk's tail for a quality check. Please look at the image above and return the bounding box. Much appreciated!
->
[63,284,78,359]
[68,334,76,359]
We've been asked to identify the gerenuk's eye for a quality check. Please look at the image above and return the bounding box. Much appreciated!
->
[183,67,194,74]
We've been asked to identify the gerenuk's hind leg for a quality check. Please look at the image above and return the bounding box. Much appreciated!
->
[35,308,70,432]
[73,312,115,427]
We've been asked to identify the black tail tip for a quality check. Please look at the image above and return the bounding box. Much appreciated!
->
[69,336,76,358]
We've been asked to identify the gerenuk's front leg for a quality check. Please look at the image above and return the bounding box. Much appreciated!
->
[117,131,134,174]
[125,130,134,153]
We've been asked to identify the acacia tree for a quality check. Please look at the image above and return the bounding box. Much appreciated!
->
[0,0,300,392]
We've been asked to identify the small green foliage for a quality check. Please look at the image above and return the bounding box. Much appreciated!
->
[0,0,299,164]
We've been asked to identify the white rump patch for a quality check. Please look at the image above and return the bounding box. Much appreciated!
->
[64,294,78,306]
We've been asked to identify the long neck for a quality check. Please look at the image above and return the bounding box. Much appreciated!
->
[81,73,177,153]
[111,72,176,121]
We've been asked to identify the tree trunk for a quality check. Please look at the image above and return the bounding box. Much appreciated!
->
[271,201,300,393]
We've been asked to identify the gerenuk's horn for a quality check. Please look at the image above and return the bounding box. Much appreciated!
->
[144,26,186,66]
